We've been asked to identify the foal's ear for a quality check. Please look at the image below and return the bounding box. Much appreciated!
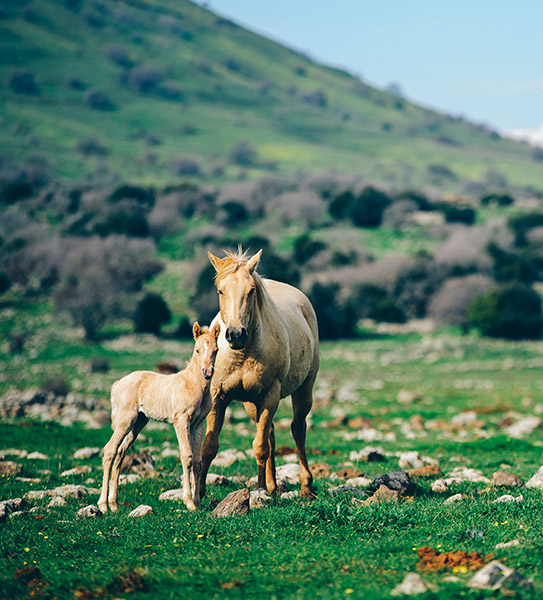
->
[192,322,202,340]
[208,251,224,272]
[211,322,221,340]
[247,249,262,274]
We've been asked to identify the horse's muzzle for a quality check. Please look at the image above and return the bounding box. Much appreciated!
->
[225,327,247,349]
[202,367,214,380]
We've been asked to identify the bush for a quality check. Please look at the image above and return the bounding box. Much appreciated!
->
[508,213,543,246]
[349,187,392,228]
[480,193,514,206]
[134,293,171,335]
[468,283,543,340]
[437,203,476,225]
[308,282,357,340]
[85,89,115,110]
[9,70,39,94]
[293,234,326,265]
[394,191,433,211]
[299,89,327,108]
[328,190,354,219]
[128,64,164,93]
[75,137,109,156]
[532,147,543,163]
[174,316,193,339]
[169,157,202,177]
[227,141,258,167]
[220,201,249,226]
[110,185,154,208]
[350,283,405,323]
[67,77,87,90]
[428,164,457,181]
[0,272,11,294]
[106,43,133,68]
[93,208,150,237]
[0,181,34,204]
[381,200,417,231]
[487,242,537,284]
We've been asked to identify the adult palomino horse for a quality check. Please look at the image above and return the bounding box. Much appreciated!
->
[200,248,320,499]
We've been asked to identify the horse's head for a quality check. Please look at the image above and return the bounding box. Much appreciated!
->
[192,321,220,380]
[208,249,262,350]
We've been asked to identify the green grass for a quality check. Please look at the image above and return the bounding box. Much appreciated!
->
[2,295,543,598]
[0,0,541,190]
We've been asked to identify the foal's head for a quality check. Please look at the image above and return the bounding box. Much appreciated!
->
[208,248,262,350]
[192,322,220,380]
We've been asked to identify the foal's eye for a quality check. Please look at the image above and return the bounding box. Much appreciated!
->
[218,290,224,295]
[196,349,200,354]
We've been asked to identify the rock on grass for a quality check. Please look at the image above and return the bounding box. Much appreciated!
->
[128,505,153,517]
[370,470,411,494]
[77,505,102,518]
[212,489,250,517]
[391,573,435,595]
[468,560,532,590]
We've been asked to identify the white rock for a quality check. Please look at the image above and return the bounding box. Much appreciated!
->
[504,416,541,438]
[397,451,437,469]
[161,447,179,458]
[444,493,463,504]
[275,463,300,484]
[493,494,523,503]
[391,573,435,595]
[526,466,543,489]
[128,504,154,517]
[61,465,92,477]
[249,488,272,509]
[24,490,49,500]
[77,505,102,518]
[280,490,299,500]
[212,449,248,468]
[468,560,530,590]
[159,488,185,501]
[26,452,49,460]
[495,539,522,549]
[396,390,421,405]
[73,447,100,460]
[345,476,372,488]
[349,446,387,462]
[282,453,298,463]
[0,449,28,458]
[48,496,67,508]
[451,411,478,427]
[431,479,449,493]
[442,467,491,485]
[206,473,231,487]
[119,473,141,485]
[53,485,99,499]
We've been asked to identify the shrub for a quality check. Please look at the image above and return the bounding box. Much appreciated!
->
[0,181,34,204]
[67,77,87,90]
[174,316,193,339]
[487,242,537,284]
[349,187,392,228]
[168,157,202,177]
[157,82,183,101]
[468,283,543,340]
[110,185,154,208]
[106,43,133,68]
[508,213,543,246]
[480,193,514,206]
[75,137,108,156]
[9,70,39,94]
[329,190,354,219]
[394,191,432,211]
[128,64,164,93]
[437,203,476,225]
[428,164,457,181]
[268,191,325,228]
[134,293,171,335]
[93,208,150,237]
[299,89,327,108]
[308,282,357,340]
[532,147,543,162]
[350,283,405,323]
[0,272,11,294]
[293,234,326,265]
[227,141,257,167]
[85,89,115,110]
[219,201,249,226]
[381,200,417,231]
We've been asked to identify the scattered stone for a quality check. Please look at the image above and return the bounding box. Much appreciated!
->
[121,450,155,474]
[526,466,543,489]
[345,476,372,488]
[159,489,185,502]
[280,490,299,500]
[26,452,49,460]
[431,479,449,493]
[504,416,541,439]
[0,448,28,458]
[128,504,154,517]
[334,467,363,479]
[323,414,348,429]
[495,539,522,550]
[29,506,47,515]
[212,488,250,517]
[493,494,523,503]
[451,411,481,428]
[77,505,102,518]
[48,496,67,508]
[61,465,93,477]
[492,471,524,488]
[363,484,399,505]
[160,447,179,458]
[371,470,411,494]
[212,449,248,468]
[329,485,367,499]
[309,462,331,479]
[444,493,463,504]
[0,498,31,514]
[391,572,435,596]
[397,390,422,405]
[0,460,22,475]
[53,484,99,499]
[442,467,491,485]
[73,447,100,460]
[397,451,437,470]
[349,446,387,462]
[249,488,272,509]
[119,473,141,485]
[206,473,232,487]
[348,416,374,429]
[407,465,442,478]
[467,560,532,590]
[276,463,300,484]
[16,477,41,483]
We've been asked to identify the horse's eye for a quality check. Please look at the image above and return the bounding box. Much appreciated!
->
[248,288,255,296]
[196,349,200,354]
[218,289,224,295]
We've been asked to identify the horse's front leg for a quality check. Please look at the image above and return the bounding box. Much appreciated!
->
[191,424,205,508]
[199,387,229,499]
[252,380,280,494]
[173,415,197,511]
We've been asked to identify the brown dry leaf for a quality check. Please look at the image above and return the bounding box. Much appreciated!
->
[348,416,374,429]
[407,465,442,478]
[416,546,493,572]
[335,468,363,479]
[309,462,331,478]
[276,445,297,456]
[221,580,244,589]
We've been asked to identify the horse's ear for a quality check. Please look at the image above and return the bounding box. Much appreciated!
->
[247,249,262,274]
[193,322,202,340]
[211,322,221,339]
[208,251,224,272]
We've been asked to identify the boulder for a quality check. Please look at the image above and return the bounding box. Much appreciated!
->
[492,471,524,488]
[212,488,250,517]
[371,470,411,494]
[128,505,154,517]
[468,560,531,590]
[76,505,102,518]
[249,488,272,509]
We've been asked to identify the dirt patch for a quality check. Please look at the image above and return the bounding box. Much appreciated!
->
[417,546,493,572]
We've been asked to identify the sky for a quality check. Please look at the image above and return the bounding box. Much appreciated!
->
[206,0,543,139]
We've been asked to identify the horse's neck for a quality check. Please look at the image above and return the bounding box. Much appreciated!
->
[247,283,280,351]
[177,357,206,392]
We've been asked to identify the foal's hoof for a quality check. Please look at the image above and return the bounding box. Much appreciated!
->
[300,485,317,500]
[98,503,108,513]
[108,502,119,513]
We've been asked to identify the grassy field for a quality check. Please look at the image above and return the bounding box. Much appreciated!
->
[2,294,543,599]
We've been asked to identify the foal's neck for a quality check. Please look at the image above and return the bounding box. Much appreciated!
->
[179,355,208,391]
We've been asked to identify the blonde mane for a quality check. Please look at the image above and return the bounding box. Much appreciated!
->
[214,247,267,309]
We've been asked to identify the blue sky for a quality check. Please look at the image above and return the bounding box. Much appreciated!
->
[206,0,542,133]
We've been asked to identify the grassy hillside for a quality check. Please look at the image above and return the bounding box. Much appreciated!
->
[1,0,541,190]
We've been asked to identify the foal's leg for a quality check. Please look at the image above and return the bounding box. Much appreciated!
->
[107,413,148,511]
[251,380,280,493]
[173,415,197,511]
[199,391,230,499]
[291,380,316,499]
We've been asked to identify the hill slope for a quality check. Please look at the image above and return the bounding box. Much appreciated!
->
[1,0,541,190]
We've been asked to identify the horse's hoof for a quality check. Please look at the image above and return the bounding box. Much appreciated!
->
[185,501,198,511]
[109,503,119,512]
[300,486,317,500]
[98,503,108,513]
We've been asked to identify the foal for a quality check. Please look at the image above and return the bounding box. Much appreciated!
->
[98,322,220,512]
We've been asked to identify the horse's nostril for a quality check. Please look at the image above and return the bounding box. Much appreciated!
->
[225,328,232,342]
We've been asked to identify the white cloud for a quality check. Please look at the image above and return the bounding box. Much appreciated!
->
[503,124,543,148]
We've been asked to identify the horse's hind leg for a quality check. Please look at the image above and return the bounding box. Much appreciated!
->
[291,381,316,499]
[107,413,148,511]
[266,423,277,494]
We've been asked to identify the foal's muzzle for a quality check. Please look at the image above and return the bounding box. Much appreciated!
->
[225,326,247,349]
[202,367,214,380]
